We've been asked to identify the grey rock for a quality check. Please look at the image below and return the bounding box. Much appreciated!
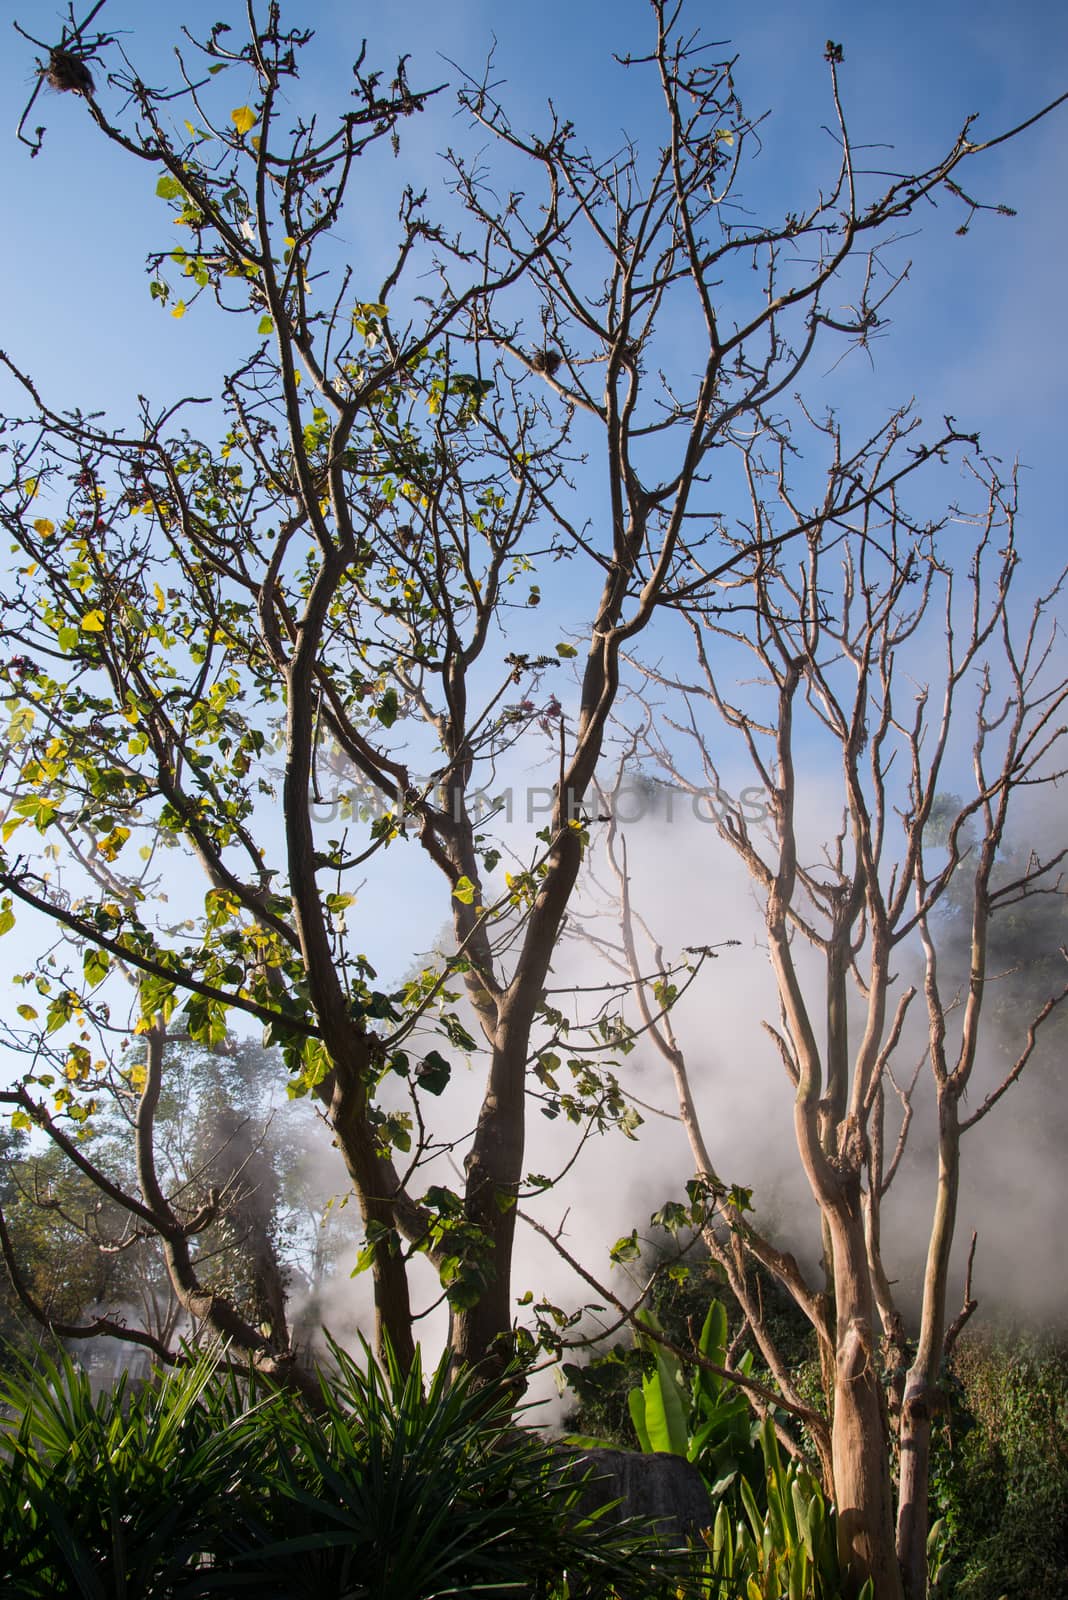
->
[550,1444,713,1544]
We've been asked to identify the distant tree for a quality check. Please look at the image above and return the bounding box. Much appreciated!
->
[0,1124,36,1359]
[0,1039,360,1368]
[0,1118,179,1363]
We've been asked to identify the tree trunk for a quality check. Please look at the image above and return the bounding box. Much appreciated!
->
[896,1384,935,1600]
[827,1200,905,1600]
[449,828,585,1372]
[449,1028,526,1375]
[327,1067,417,1373]
[895,1088,962,1600]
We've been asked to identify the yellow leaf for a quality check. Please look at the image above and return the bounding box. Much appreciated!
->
[153,582,167,614]
[172,301,187,319]
[33,518,55,539]
[81,610,106,633]
[231,105,257,136]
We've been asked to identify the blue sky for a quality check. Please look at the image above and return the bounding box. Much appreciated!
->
[3,1,1064,481]
[3,0,1065,454]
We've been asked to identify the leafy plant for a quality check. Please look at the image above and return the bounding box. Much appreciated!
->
[687,1419,858,1600]
[566,1306,861,1600]
[0,1340,270,1598]
[929,1330,1068,1600]
[221,1334,683,1598]
[0,1337,683,1599]
[568,1302,763,1503]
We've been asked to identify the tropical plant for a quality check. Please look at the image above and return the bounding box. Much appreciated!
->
[567,1307,851,1600]
[687,1419,857,1600]
[0,1340,267,1598]
[226,1335,691,1599]
[569,1303,763,1503]
[0,1336,684,1599]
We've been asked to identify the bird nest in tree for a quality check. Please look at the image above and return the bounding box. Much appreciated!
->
[45,49,94,95]
[530,347,562,377]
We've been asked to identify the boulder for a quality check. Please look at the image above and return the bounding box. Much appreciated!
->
[550,1444,713,1544]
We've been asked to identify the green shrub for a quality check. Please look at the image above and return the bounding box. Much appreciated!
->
[930,1329,1068,1600]
[0,1338,682,1599]
[0,1342,272,1598]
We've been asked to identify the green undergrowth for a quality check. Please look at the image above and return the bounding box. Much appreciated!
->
[0,1338,686,1600]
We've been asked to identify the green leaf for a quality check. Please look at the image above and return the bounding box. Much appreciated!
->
[713,1500,732,1570]
[627,1388,652,1453]
[10,1110,32,1133]
[793,1479,816,1562]
[352,1240,377,1276]
[423,1184,464,1217]
[740,1470,763,1543]
[83,948,111,986]
[257,315,274,335]
[452,876,476,905]
[695,1299,728,1405]
[376,687,399,728]
[556,642,578,658]
[416,1050,451,1095]
[609,1230,640,1265]
[156,174,184,200]
[641,1352,689,1456]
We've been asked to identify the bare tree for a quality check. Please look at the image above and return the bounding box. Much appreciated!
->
[589,450,1068,1597]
